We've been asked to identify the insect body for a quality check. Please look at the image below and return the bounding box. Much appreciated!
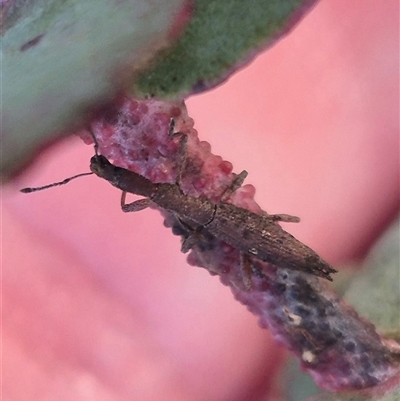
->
[90,154,337,281]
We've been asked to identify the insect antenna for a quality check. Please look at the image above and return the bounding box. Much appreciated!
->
[20,172,94,193]
[88,128,100,156]
[20,128,100,194]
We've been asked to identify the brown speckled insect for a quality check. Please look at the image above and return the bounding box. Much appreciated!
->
[21,129,337,282]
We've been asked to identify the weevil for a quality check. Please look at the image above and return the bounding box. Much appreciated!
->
[21,127,337,282]
[87,152,336,281]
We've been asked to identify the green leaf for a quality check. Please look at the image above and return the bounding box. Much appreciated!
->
[2,0,317,178]
[304,383,400,401]
[344,220,400,338]
[2,0,185,178]
[133,0,318,96]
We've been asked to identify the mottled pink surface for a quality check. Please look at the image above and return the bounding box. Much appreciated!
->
[3,1,399,400]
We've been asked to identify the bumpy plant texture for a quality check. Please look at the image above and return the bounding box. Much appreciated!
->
[79,97,399,392]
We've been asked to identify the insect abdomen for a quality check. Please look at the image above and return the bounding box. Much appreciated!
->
[205,203,336,280]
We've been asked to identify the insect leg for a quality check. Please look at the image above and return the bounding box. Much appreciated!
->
[167,118,189,186]
[219,170,248,201]
[174,134,189,186]
[264,213,301,223]
[240,253,253,290]
[120,191,151,212]
[176,218,203,253]
[181,232,199,253]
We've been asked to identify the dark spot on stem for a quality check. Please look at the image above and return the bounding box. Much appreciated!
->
[192,80,207,94]
[20,34,45,51]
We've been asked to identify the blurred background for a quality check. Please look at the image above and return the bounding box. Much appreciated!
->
[3,0,398,400]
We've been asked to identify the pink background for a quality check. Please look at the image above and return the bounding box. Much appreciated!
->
[3,1,399,400]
